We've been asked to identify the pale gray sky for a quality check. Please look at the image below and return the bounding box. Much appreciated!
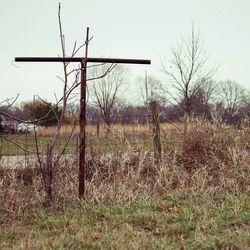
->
[0,0,250,103]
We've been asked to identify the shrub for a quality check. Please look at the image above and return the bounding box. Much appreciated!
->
[178,120,237,171]
[23,100,62,126]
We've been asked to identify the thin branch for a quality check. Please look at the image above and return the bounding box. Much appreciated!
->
[54,120,77,166]
[0,94,19,108]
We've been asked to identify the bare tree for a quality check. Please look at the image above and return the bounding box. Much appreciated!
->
[89,64,128,134]
[161,24,215,118]
[238,92,250,124]
[30,5,80,203]
[140,73,164,105]
[139,73,164,125]
[218,80,246,124]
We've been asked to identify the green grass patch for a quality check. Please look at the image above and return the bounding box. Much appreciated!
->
[1,191,249,249]
[1,134,183,156]
[0,135,77,156]
[0,135,156,156]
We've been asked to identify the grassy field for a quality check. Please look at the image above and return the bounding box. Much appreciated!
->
[0,135,157,156]
[0,123,184,156]
[0,120,249,249]
[1,191,249,249]
[0,134,77,156]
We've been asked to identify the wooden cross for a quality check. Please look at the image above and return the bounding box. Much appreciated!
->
[15,27,151,197]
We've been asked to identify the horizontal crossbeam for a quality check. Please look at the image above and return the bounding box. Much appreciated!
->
[15,57,151,65]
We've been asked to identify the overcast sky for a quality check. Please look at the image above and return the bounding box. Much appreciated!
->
[0,0,250,104]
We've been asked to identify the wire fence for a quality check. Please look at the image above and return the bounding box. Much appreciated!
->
[0,119,185,168]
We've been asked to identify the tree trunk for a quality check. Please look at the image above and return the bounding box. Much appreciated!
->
[106,119,111,137]
[103,113,112,137]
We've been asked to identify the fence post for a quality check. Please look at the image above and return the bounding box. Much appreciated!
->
[149,101,161,163]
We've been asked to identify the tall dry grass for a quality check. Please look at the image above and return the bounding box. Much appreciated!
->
[35,122,186,138]
[0,121,249,220]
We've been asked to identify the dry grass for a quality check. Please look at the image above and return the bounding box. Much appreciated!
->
[0,120,250,248]
[0,150,249,225]
[1,120,249,213]
[34,122,186,138]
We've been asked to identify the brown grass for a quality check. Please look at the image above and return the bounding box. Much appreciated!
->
[34,122,186,137]
[0,120,249,219]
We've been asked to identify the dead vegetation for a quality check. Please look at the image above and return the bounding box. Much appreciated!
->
[34,122,183,138]
[0,121,249,218]
[0,121,250,248]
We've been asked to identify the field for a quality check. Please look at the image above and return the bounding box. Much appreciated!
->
[0,123,182,156]
[0,121,250,249]
[1,191,249,249]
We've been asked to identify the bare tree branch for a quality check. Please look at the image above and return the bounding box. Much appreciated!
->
[161,24,216,117]
[88,64,128,134]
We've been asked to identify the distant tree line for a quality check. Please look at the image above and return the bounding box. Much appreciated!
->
[1,25,250,133]
[1,77,250,133]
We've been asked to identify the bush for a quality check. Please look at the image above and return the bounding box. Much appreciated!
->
[178,120,237,171]
[23,100,62,126]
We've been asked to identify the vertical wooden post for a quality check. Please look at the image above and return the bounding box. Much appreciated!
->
[149,101,161,163]
[79,27,89,198]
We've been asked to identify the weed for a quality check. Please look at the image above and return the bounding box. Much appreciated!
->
[0,121,249,248]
